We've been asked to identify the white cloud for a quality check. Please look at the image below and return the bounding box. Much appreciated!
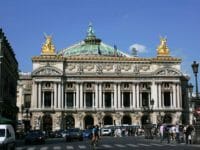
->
[129,43,147,53]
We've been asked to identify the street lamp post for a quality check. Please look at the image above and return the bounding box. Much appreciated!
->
[192,61,199,98]
[143,99,154,139]
[191,61,200,144]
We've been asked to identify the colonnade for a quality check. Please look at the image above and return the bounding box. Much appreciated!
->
[31,81,182,110]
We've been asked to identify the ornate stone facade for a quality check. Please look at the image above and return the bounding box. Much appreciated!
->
[17,25,190,132]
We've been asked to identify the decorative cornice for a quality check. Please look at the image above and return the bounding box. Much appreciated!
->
[32,55,181,63]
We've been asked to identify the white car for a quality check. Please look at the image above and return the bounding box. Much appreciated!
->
[0,124,16,150]
[101,128,112,136]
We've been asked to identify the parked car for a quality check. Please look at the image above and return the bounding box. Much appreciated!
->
[0,124,16,150]
[65,128,83,142]
[101,128,112,136]
[54,130,63,138]
[25,130,45,145]
[82,129,92,139]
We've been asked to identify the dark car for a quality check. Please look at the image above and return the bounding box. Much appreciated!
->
[54,130,63,138]
[25,130,45,145]
[65,128,83,142]
[82,129,92,139]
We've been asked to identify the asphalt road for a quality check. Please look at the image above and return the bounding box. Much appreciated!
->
[16,136,200,150]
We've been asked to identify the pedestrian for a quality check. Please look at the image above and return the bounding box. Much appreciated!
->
[159,124,164,143]
[185,124,194,144]
[175,124,180,143]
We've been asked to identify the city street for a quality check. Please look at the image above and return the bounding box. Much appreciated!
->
[16,136,200,150]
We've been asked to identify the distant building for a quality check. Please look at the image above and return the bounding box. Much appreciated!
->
[17,24,190,132]
[0,29,18,123]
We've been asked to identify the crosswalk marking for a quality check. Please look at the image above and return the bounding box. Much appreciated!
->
[66,145,74,149]
[101,144,113,148]
[78,145,86,149]
[138,143,150,146]
[53,146,61,149]
[41,147,48,150]
[115,144,126,148]
[17,142,197,150]
[126,144,138,147]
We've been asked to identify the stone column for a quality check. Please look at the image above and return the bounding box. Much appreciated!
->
[117,83,121,108]
[76,83,80,108]
[114,83,117,108]
[136,83,140,108]
[172,84,176,108]
[73,92,76,108]
[42,91,45,108]
[54,83,58,108]
[158,83,162,108]
[151,81,157,108]
[80,83,83,108]
[38,83,41,109]
[61,82,64,109]
[58,83,61,108]
[65,92,67,108]
[31,81,37,108]
[95,83,98,108]
[132,83,136,108]
[51,92,53,108]
[177,83,180,108]
[99,83,102,108]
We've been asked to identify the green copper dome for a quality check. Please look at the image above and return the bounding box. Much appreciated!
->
[58,24,130,57]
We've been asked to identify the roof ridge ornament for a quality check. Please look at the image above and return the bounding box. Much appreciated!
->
[87,22,95,38]
[157,36,170,57]
[41,34,56,55]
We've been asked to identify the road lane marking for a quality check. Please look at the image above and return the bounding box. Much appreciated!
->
[127,144,138,147]
[101,144,113,148]
[78,145,86,149]
[66,145,74,149]
[138,143,150,146]
[53,146,61,149]
[115,144,126,148]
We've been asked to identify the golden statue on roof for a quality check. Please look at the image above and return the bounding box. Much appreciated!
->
[157,37,170,56]
[41,34,56,55]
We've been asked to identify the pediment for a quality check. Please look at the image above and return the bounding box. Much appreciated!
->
[32,66,63,76]
[154,68,182,76]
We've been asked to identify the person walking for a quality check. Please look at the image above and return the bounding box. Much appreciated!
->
[186,124,194,144]
[175,124,180,143]
[159,124,164,143]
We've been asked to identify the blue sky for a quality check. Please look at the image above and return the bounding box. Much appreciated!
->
[1,0,200,86]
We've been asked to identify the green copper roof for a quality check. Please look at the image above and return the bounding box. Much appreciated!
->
[58,24,130,57]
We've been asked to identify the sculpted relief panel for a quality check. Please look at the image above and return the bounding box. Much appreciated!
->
[33,67,62,76]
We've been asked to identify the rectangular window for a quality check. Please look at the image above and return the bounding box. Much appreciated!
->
[86,92,93,107]
[164,92,171,106]
[24,94,31,108]
[67,92,74,107]
[142,92,149,107]
[105,92,111,107]
[44,92,51,107]
[123,92,130,107]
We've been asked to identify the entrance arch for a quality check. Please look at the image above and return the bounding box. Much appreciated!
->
[163,114,172,124]
[65,115,75,129]
[42,114,52,132]
[84,115,94,129]
[103,115,113,126]
[121,115,132,125]
[141,115,149,126]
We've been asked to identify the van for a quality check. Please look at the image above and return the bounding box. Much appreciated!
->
[0,124,16,150]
